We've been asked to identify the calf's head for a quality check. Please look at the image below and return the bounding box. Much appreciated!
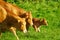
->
[33,18,48,32]
[40,18,48,26]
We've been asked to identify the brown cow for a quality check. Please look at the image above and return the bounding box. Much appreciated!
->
[0,0,33,40]
[0,0,29,33]
[0,10,33,40]
[0,4,27,35]
[0,0,33,31]
[0,0,33,26]
[0,16,27,40]
[26,18,48,32]
[0,1,27,40]
[0,12,33,40]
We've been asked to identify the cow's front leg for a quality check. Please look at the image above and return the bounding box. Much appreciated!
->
[10,27,19,40]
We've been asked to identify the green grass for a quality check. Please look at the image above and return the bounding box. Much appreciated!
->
[0,0,60,40]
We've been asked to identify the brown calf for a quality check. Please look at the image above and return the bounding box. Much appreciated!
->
[26,18,48,32]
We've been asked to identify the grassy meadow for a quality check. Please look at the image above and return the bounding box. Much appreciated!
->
[0,0,60,40]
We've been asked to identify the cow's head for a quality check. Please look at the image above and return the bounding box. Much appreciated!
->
[26,11,33,26]
[19,18,27,33]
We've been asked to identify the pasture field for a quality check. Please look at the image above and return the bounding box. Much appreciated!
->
[0,0,60,40]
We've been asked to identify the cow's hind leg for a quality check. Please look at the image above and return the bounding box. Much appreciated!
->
[10,27,19,40]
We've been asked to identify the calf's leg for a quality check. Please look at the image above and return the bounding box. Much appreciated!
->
[33,25,40,32]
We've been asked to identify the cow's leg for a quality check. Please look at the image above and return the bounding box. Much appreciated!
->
[9,27,19,40]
